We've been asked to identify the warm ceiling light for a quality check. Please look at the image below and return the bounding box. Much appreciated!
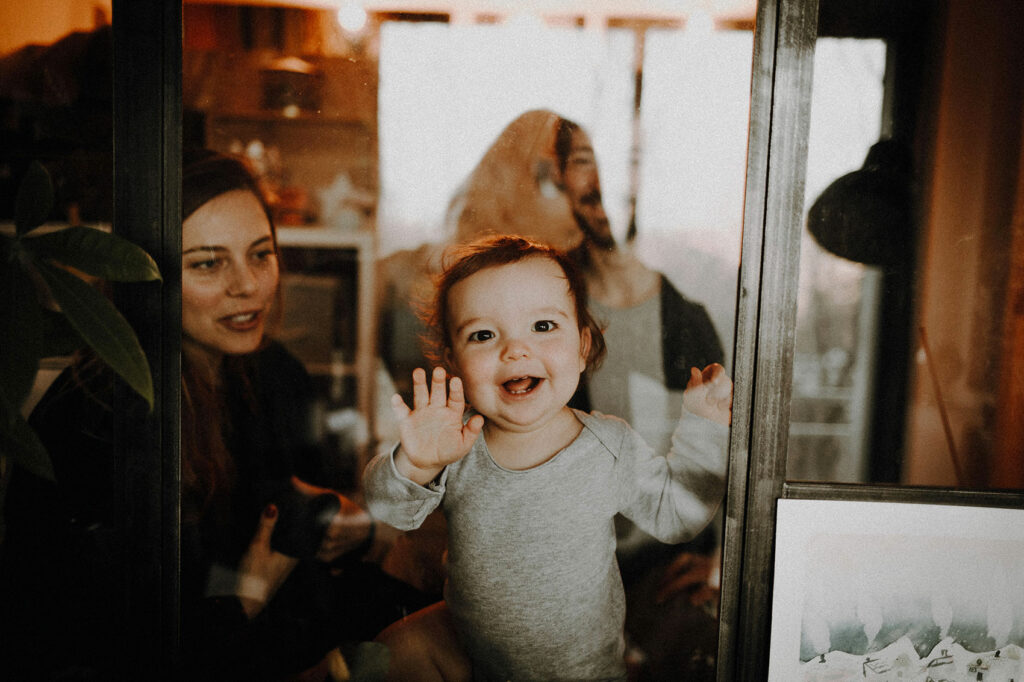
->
[337,0,367,33]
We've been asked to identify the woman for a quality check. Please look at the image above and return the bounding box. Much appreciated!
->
[0,149,427,680]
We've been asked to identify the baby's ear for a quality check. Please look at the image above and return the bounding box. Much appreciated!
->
[578,327,591,372]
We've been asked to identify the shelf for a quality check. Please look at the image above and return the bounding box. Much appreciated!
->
[208,111,371,126]
[276,226,373,250]
[305,362,357,377]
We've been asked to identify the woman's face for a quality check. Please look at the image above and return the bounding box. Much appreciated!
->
[182,189,279,364]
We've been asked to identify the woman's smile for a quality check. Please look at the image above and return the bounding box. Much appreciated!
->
[219,309,265,331]
[182,189,279,365]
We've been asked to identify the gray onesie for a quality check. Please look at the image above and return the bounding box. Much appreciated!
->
[364,408,729,681]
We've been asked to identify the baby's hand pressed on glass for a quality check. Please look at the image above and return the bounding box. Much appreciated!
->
[682,363,733,426]
[391,367,485,485]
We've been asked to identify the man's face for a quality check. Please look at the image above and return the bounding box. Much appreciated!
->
[561,128,615,250]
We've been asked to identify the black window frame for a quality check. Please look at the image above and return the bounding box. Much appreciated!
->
[109,1,1024,679]
[111,0,182,672]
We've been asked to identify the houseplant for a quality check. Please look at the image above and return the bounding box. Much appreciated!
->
[0,161,160,481]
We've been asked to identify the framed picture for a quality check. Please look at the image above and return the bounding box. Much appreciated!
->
[768,498,1024,681]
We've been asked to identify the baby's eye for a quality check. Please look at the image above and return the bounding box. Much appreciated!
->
[533,320,557,332]
[467,330,494,343]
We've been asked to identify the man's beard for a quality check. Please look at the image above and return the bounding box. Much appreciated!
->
[573,190,616,251]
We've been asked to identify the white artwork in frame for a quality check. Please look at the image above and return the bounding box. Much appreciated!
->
[768,499,1024,682]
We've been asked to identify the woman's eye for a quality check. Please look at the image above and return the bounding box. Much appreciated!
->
[188,258,221,271]
[252,249,277,263]
[467,330,494,343]
[533,320,557,332]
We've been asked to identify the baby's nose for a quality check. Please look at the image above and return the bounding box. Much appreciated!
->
[501,338,529,361]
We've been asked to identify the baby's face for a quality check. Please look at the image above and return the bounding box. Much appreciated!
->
[445,256,589,435]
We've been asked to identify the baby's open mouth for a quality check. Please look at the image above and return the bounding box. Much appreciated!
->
[503,376,541,395]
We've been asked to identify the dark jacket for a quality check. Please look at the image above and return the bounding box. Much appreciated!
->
[571,274,725,411]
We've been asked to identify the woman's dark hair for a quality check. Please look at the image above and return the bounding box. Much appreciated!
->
[180,148,277,516]
[423,234,606,374]
[183,147,274,225]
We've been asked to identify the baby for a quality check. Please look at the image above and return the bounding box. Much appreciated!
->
[364,235,731,681]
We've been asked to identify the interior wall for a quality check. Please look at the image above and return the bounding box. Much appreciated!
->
[0,0,110,56]
[993,107,1024,489]
[904,0,1024,487]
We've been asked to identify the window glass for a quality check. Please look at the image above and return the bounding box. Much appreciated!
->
[183,3,753,678]
[788,37,887,482]
[787,1,1024,491]
[1,3,125,678]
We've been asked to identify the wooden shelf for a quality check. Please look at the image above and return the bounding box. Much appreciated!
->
[276,226,373,249]
[208,110,370,125]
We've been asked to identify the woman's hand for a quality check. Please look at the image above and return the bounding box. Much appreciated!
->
[391,367,484,485]
[682,363,733,426]
[236,504,298,619]
[288,477,376,563]
[656,549,721,607]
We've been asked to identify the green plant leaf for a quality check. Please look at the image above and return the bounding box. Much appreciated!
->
[14,161,54,236]
[35,261,154,410]
[26,226,162,282]
[0,385,55,481]
[0,262,43,410]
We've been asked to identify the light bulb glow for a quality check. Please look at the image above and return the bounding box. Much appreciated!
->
[337,1,367,34]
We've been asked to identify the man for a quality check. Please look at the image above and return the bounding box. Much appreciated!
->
[553,115,727,681]
[552,116,724,449]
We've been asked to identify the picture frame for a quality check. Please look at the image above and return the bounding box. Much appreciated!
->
[768,498,1024,681]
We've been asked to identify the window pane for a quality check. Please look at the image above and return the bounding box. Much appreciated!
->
[1,3,122,678]
[787,37,886,483]
[787,1,1024,491]
[182,3,753,679]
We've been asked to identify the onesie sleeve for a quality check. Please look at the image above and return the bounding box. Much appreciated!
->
[362,443,446,531]
[615,409,729,544]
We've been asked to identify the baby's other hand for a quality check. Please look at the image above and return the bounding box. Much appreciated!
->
[391,367,485,485]
[682,363,733,426]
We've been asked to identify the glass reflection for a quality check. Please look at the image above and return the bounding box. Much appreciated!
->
[0,4,120,679]
[185,2,752,678]
[788,37,888,483]
[789,0,1024,491]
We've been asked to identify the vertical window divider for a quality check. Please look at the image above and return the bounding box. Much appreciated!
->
[719,0,819,679]
[112,0,183,672]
